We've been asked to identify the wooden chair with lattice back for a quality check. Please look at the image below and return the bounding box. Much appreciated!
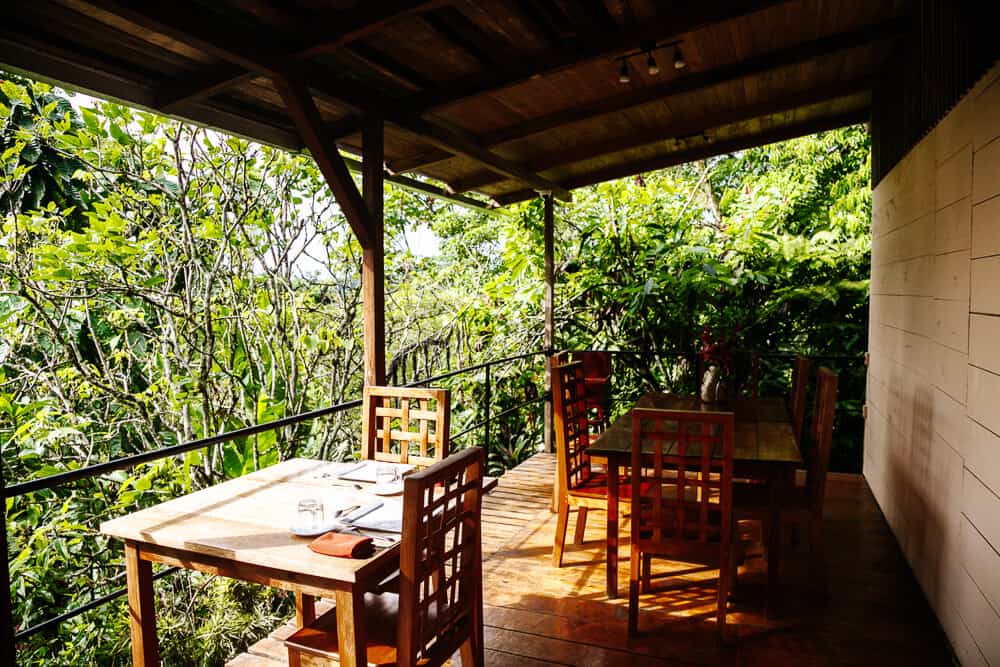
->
[284,447,486,667]
[628,408,737,640]
[735,367,838,596]
[789,356,812,445]
[362,385,450,466]
[552,356,630,564]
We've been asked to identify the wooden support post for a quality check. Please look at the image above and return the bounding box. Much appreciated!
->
[543,194,555,454]
[1,468,16,667]
[362,118,386,386]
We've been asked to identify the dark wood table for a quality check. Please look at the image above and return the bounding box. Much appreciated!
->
[587,393,803,610]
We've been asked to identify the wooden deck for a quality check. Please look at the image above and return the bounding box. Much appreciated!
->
[228,453,955,666]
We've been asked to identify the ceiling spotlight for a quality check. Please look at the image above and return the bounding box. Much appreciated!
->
[618,59,631,84]
[673,45,686,70]
[646,51,660,76]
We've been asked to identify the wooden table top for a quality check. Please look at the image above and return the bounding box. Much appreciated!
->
[587,393,803,465]
[102,459,425,584]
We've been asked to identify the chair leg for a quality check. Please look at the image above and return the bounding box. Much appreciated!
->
[552,498,570,567]
[641,553,651,593]
[628,545,641,637]
[573,507,589,545]
[459,635,484,667]
[808,516,829,599]
[717,544,732,643]
[287,647,302,667]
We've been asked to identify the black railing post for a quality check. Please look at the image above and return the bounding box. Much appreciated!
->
[1,465,17,666]
[483,363,492,453]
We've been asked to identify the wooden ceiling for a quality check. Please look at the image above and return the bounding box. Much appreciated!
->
[0,0,909,206]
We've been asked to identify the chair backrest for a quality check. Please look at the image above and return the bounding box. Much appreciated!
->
[361,385,450,466]
[806,368,838,514]
[397,447,484,667]
[789,356,812,444]
[551,357,593,493]
[630,409,734,558]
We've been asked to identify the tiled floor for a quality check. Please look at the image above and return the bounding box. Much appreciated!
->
[230,453,955,666]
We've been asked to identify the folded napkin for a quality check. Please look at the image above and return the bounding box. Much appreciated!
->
[309,532,375,559]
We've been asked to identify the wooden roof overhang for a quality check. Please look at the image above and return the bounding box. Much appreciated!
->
[0,0,909,209]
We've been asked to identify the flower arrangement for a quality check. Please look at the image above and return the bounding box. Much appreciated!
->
[699,325,734,372]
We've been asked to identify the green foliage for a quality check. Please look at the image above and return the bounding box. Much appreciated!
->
[2,73,871,665]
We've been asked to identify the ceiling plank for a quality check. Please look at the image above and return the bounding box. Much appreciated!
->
[399,0,789,114]
[451,78,873,192]
[149,0,441,109]
[272,72,373,247]
[421,8,506,68]
[494,109,870,205]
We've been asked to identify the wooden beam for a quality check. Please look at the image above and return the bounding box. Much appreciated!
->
[493,109,870,205]
[451,77,873,192]
[542,194,555,455]
[271,72,373,247]
[151,0,440,109]
[80,1,567,198]
[362,118,387,387]
[399,0,788,113]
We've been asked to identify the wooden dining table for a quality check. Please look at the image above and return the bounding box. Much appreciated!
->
[101,458,495,667]
[586,392,803,610]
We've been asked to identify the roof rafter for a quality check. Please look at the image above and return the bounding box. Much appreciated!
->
[151,0,442,110]
[494,109,870,205]
[75,0,570,199]
[451,77,874,192]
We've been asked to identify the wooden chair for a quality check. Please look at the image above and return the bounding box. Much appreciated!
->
[551,357,626,564]
[735,367,838,595]
[789,356,812,445]
[285,447,486,667]
[361,385,450,466]
[627,408,737,639]
[556,350,612,432]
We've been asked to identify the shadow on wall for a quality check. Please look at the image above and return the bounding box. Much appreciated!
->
[882,383,950,611]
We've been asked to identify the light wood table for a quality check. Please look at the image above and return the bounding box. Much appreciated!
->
[102,458,493,666]
[586,393,803,612]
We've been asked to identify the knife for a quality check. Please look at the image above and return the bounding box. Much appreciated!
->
[341,501,383,524]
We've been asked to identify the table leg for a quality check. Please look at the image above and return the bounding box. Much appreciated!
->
[125,541,159,667]
[295,591,316,627]
[334,587,367,667]
[767,465,794,617]
[606,459,619,599]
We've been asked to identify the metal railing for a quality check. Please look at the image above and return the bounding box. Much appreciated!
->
[1,349,549,661]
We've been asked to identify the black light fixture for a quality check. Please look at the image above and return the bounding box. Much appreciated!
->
[646,51,660,76]
[618,59,631,84]
[673,44,686,70]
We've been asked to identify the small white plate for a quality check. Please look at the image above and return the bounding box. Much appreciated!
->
[371,482,404,496]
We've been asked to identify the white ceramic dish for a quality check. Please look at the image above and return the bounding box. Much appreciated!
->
[371,482,404,496]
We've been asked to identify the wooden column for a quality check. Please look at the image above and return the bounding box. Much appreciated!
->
[543,194,555,454]
[362,119,386,386]
[273,74,385,386]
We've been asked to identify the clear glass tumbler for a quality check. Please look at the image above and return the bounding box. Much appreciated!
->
[297,497,324,531]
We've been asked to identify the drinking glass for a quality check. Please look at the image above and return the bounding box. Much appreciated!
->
[297,497,324,530]
[375,464,398,487]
